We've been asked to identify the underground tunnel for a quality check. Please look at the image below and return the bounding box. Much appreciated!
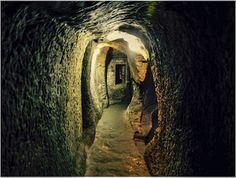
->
[1,1,235,176]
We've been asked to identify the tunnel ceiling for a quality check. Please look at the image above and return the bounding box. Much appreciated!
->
[29,2,153,43]
[31,2,154,83]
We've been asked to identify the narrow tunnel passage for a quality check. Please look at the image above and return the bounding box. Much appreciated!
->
[85,104,149,176]
[1,1,235,176]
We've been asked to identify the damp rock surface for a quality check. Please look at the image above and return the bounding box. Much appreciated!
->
[85,104,150,176]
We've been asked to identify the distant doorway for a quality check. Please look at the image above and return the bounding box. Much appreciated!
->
[115,64,126,84]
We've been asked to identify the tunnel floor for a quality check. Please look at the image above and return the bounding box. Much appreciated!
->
[85,104,150,176]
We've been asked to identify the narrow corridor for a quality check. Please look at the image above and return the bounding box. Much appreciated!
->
[85,104,150,176]
[2,2,234,176]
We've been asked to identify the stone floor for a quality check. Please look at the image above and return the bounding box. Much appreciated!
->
[85,104,150,176]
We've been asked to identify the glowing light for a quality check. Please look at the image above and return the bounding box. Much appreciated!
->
[106,31,149,60]
[127,37,142,52]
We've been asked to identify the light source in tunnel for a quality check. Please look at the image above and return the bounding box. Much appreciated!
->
[90,31,149,92]
[127,37,142,53]
[106,31,149,60]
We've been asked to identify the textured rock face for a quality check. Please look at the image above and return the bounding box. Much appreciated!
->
[90,45,110,110]
[1,1,235,176]
[144,2,235,176]
[1,3,94,176]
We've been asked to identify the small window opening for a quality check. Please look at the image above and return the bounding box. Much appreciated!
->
[115,64,126,84]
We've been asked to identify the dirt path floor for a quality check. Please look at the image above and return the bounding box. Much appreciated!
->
[85,104,150,176]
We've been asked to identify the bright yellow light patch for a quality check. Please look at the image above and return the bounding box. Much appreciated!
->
[106,31,149,60]
[127,37,142,53]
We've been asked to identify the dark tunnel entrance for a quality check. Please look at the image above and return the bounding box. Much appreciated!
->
[115,64,126,85]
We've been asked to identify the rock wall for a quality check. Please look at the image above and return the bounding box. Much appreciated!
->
[145,2,235,176]
[81,40,102,147]
[1,3,91,176]
[90,46,110,110]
